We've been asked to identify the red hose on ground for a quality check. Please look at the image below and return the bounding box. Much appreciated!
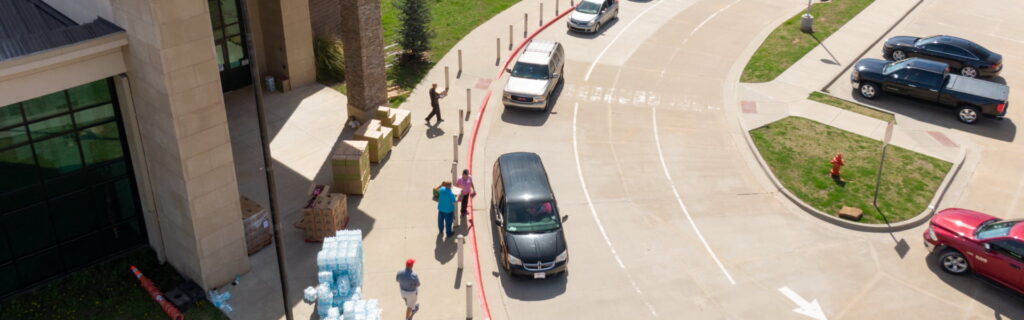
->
[131,265,185,320]
[465,5,577,319]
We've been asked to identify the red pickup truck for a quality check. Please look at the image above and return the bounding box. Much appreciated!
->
[924,208,1024,294]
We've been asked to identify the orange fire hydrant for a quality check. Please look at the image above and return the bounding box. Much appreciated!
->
[830,153,845,178]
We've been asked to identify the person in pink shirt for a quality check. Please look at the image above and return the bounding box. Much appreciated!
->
[454,169,477,216]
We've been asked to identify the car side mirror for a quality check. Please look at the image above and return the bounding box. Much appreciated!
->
[506,68,512,73]
[983,242,992,251]
[551,73,560,79]
[494,214,503,226]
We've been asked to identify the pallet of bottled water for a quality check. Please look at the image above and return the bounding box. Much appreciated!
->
[303,230,380,319]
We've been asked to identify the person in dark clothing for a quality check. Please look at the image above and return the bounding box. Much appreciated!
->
[425,83,447,124]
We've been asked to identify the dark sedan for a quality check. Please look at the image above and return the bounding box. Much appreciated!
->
[882,35,1003,78]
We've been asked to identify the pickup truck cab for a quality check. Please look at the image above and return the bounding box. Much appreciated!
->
[924,208,1024,295]
[851,57,1009,124]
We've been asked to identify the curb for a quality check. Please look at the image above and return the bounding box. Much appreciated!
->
[738,117,967,233]
[812,90,897,124]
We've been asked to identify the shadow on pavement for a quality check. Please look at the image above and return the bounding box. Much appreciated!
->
[425,122,446,138]
[924,249,1024,318]
[484,203,567,301]
[500,79,565,126]
[847,90,1017,142]
[345,196,377,239]
[564,18,620,39]
[434,233,456,264]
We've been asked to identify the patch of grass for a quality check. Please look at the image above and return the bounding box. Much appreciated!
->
[741,0,875,83]
[750,117,951,224]
[808,91,894,123]
[0,248,227,320]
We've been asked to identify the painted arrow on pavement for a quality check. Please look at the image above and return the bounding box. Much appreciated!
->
[778,286,828,320]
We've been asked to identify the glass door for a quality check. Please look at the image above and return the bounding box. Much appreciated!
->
[209,0,252,92]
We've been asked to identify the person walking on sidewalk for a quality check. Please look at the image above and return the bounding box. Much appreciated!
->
[437,181,457,238]
[455,169,477,216]
[396,259,420,320]
[425,83,447,124]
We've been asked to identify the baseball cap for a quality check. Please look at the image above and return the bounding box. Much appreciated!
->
[406,258,416,267]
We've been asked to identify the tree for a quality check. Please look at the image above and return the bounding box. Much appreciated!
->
[396,0,432,61]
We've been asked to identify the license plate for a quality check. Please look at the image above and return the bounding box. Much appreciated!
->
[515,97,529,102]
[533,272,546,279]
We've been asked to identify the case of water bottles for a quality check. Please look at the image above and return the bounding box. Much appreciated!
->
[304,230,381,319]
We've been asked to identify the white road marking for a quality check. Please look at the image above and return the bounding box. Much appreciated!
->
[572,102,657,317]
[650,107,737,285]
[778,286,828,320]
[663,0,742,77]
[584,0,666,81]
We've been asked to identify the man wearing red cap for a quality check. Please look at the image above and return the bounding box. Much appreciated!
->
[396,259,420,319]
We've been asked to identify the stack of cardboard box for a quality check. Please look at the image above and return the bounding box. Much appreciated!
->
[375,106,411,140]
[354,119,393,163]
[240,196,272,255]
[331,140,370,195]
[297,191,348,242]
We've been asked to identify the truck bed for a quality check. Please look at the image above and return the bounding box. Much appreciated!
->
[946,75,1010,102]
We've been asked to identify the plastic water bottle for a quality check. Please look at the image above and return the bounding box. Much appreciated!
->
[303,286,318,303]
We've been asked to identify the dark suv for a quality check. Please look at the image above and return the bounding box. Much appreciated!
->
[491,152,568,279]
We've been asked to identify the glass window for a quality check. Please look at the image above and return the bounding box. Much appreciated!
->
[22,91,69,121]
[226,24,240,37]
[28,115,74,140]
[33,134,83,178]
[0,184,44,214]
[103,219,144,254]
[0,103,23,128]
[60,233,105,268]
[0,125,29,149]
[506,201,561,233]
[73,104,115,128]
[227,36,245,67]
[0,145,38,194]
[67,80,111,109]
[510,63,550,80]
[576,2,601,14]
[992,239,1024,262]
[0,264,16,296]
[79,122,123,165]
[112,179,137,222]
[50,190,98,241]
[976,220,1018,240]
[213,28,224,40]
[0,224,9,262]
[89,159,128,183]
[220,0,238,25]
[15,249,63,286]
[215,42,225,70]
[208,0,222,28]
[906,70,944,87]
[3,204,56,257]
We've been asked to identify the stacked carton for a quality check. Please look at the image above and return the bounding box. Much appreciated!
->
[297,190,349,242]
[302,230,381,320]
[375,106,411,140]
[353,119,393,163]
[331,140,370,195]
[240,196,272,255]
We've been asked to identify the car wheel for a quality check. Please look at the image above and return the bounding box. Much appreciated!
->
[961,66,978,78]
[891,49,906,61]
[614,9,619,20]
[596,22,602,32]
[938,249,970,275]
[957,105,981,124]
[858,82,879,99]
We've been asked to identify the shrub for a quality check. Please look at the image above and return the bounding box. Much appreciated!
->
[314,36,345,83]
[396,0,432,61]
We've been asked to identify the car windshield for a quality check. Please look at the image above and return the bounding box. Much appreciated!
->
[506,201,560,233]
[510,62,550,80]
[576,2,601,14]
[883,60,912,74]
[976,220,1019,240]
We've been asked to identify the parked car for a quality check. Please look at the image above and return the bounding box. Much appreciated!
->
[502,40,565,111]
[491,152,568,279]
[924,208,1024,295]
[850,57,1009,124]
[567,0,618,33]
[883,35,1003,78]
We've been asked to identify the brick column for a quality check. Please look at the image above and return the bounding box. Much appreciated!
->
[338,0,387,121]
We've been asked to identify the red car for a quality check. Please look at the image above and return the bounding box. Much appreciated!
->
[924,208,1024,294]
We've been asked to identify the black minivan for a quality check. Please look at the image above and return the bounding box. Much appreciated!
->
[492,152,568,279]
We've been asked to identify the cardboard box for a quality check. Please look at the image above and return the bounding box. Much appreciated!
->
[299,192,349,241]
[240,196,272,255]
[389,109,411,140]
[375,106,397,125]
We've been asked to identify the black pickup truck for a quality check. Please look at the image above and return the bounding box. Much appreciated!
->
[851,57,1009,124]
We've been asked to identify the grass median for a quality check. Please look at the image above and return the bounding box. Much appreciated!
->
[741,0,874,83]
[0,248,227,320]
[750,116,951,224]
[808,91,895,123]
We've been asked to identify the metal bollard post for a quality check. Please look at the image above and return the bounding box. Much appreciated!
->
[453,135,459,164]
[459,109,464,137]
[508,25,513,50]
[457,235,465,269]
[495,38,501,65]
[444,66,450,89]
[524,13,528,38]
[451,162,458,186]
[466,88,472,119]
[540,3,544,26]
[466,282,474,319]
[458,49,463,77]
[571,0,575,7]
[556,0,559,14]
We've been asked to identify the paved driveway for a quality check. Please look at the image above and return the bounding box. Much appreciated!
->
[465,0,1024,319]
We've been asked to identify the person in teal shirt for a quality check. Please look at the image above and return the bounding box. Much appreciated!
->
[437,182,457,238]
